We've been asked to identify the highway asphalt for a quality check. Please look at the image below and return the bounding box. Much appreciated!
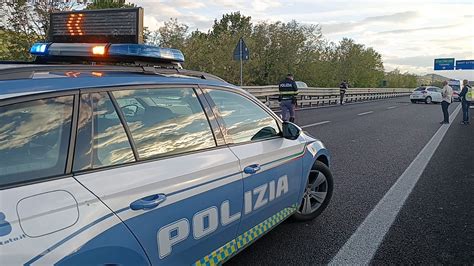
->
[227,97,473,265]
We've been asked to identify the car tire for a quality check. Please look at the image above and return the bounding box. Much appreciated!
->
[293,161,333,221]
[425,96,432,104]
[411,100,416,103]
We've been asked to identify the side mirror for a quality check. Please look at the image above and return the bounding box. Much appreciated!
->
[282,121,301,140]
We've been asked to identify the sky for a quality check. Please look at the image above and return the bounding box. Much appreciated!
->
[129,0,474,80]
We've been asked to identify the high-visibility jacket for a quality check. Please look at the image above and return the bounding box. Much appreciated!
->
[278,78,298,100]
[466,85,473,101]
[460,85,472,102]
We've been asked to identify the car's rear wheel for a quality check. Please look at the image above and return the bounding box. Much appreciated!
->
[411,99,416,103]
[293,161,333,221]
[425,96,432,104]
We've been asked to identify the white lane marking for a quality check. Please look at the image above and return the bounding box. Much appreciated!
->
[387,106,397,109]
[329,104,462,265]
[357,111,374,116]
[301,121,331,128]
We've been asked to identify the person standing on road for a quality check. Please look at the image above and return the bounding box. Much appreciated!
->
[278,73,298,122]
[339,80,349,105]
[439,81,453,124]
[459,79,472,125]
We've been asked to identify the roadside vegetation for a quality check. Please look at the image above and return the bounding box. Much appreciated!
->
[1,0,417,88]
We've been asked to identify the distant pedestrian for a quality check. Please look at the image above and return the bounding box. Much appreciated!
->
[339,80,349,105]
[459,79,472,125]
[278,73,298,122]
[440,80,453,124]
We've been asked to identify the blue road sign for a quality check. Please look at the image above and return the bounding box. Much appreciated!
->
[233,38,249,61]
[434,58,455,70]
[456,60,474,70]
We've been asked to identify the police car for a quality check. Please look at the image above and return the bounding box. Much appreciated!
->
[0,8,333,265]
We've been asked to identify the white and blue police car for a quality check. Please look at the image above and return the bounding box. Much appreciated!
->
[0,8,333,265]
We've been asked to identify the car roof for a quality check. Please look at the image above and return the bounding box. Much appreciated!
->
[0,63,238,100]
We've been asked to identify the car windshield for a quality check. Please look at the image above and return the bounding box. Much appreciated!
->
[415,87,426,91]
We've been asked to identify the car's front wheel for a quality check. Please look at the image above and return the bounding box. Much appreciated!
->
[411,99,416,103]
[293,161,333,221]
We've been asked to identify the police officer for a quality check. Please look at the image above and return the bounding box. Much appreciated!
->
[278,74,298,122]
[339,80,349,105]
[459,79,472,125]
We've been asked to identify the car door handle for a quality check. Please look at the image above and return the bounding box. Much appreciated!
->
[244,164,261,174]
[130,194,166,211]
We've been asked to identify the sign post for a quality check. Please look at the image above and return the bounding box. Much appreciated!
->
[233,37,249,86]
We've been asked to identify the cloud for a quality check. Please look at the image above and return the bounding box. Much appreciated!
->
[208,0,244,9]
[172,0,206,9]
[252,0,282,12]
[321,11,418,35]
[379,24,460,35]
[363,11,418,23]
[384,51,473,69]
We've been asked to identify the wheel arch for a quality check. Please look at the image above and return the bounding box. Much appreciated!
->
[316,155,329,167]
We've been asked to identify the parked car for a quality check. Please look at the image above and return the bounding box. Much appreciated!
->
[295,81,308,88]
[410,86,442,104]
[448,79,462,102]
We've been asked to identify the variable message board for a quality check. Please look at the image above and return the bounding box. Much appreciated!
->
[49,8,144,44]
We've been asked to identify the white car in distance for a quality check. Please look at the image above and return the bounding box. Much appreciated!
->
[410,86,442,104]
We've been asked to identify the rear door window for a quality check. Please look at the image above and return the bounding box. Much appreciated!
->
[74,92,135,171]
[112,88,216,159]
[0,96,74,186]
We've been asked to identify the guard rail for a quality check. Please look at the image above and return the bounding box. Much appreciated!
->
[241,86,413,109]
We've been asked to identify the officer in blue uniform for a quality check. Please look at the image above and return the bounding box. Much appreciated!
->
[339,80,349,105]
[459,79,472,125]
[278,74,298,122]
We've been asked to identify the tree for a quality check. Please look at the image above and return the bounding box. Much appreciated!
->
[0,1,81,60]
[385,69,417,88]
[156,18,189,49]
[85,0,135,10]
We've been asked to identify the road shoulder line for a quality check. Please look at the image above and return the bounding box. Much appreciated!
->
[329,104,462,265]
[357,111,373,116]
[301,121,331,128]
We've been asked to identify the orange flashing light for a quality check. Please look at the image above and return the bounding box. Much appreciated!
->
[92,45,106,56]
[91,72,103,77]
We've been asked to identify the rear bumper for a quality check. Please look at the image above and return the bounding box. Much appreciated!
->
[410,95,425,100]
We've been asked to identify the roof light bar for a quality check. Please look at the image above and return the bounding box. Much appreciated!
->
[30,42,185,64]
